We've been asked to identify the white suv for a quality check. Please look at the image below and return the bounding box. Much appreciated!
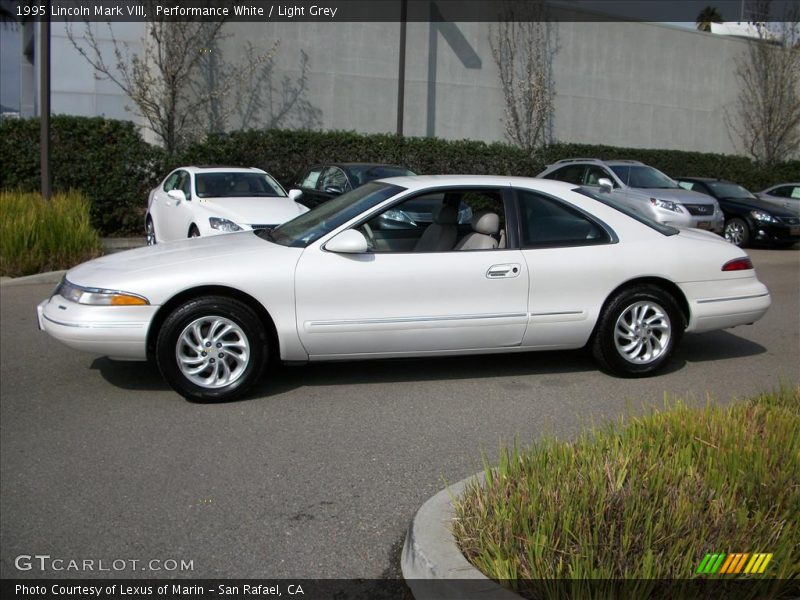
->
[537,159,724,233]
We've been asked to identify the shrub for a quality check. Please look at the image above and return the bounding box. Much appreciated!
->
[3,116,798,236]
[0,116,164,235]
[0,190,102,277]
[453,386,800,598]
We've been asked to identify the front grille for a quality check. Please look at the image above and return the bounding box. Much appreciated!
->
[683,204,714,216]
[249,224,276,230]
[775,216,800,225]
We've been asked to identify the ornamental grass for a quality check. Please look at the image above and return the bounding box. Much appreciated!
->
[453,386,800,598]
[0,190,101,277]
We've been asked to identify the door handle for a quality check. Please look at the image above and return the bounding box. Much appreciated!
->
[486,264,521,279]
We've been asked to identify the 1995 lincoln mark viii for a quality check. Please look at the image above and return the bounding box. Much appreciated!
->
[38,176,771,401]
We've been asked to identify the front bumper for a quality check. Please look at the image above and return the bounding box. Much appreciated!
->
[37,295,158,360]
[750,219,800,245]
[660,210,724,234]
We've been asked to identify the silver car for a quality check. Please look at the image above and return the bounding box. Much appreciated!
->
[758,183,800,206]
[537,159,724,233]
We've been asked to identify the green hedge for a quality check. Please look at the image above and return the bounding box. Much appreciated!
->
[2,116,798,236]
[179,129,541,187]
[0,116,164,235]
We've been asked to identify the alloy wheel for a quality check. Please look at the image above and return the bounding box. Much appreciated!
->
[613,301,671,365]
[175,316,250,389]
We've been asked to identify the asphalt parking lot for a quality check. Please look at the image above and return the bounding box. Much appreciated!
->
[1,248,798,581]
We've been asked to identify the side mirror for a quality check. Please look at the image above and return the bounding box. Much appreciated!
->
[288,189,303,202]
[324,229,368,254]
[597,178,614,193]
[167,189,187,203]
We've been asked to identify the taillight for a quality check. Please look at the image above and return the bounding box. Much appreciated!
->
[722,257,753,271]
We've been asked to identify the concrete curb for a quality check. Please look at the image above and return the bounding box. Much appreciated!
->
[401,474,519,600]
[0,270,67,287]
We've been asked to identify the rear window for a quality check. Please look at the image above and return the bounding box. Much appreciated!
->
[575,188,679,236]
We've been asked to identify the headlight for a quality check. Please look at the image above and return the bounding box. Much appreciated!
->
[55,279,149,306]
[649,198,684,213]
[750,210,774,223]
[209,217,243,232]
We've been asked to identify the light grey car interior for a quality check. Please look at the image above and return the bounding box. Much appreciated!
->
[454,211,500,250]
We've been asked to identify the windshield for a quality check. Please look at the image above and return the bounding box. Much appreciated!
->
[707,181,755,199]
[345,165,416,187]
[195,172,286,198]
[575,188,679,236]
[610,166,679,189]
[263,182,404,247]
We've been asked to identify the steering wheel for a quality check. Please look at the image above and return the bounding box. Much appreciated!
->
[360,223,376,251]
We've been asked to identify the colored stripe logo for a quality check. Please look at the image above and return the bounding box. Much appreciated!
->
[696,552,773,575]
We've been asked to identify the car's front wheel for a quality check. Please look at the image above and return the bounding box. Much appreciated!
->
[724,218,750,247]
[156,297,268,402]
[145,217,157,246]
[592,285,683,377]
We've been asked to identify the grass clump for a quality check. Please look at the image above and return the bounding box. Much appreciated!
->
[0,190,101,277]
[453,386,799,597]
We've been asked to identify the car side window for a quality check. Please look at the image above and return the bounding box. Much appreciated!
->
[178,171,192,199]
[361,188,505,253]
[584,166,614,187]
[318,167,349,194]
[163,171,181,192]
[772,186,800,199]
[678,181,694,191]
[300,168,323,189]
[517,189,611,248]
[545,165,585,185]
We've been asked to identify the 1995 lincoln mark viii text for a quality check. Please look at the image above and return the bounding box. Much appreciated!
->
[38,176,771,402]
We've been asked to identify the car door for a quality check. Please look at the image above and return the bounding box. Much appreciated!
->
[513,188,618,349]
[160,170,194,241]
[294,187,530,357]
[150,170,184,242]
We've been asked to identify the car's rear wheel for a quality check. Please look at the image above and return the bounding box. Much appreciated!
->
[592,285,683,377]
[724,218,750,247]
[145,217,157,246]
[156,297,268,402]
[189,225,200,238]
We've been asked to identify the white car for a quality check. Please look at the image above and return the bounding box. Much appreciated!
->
[39,176,771,402]
[145,166,308,244]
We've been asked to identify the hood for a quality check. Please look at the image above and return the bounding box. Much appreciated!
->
[636,188,717,205]
[720,195,800,217]
[66,231,300,297]
[195,196,306,226]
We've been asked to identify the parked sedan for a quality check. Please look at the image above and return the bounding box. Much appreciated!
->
[677,177,800,248]
[146,166,308,244]
[39,176,770,402]
[759,183,800,204]
[292,163,416,208]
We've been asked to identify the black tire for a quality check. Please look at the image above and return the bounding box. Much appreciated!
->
[156,296,268,402]
[145,217,157,246]
[188,225,200,238]
[592,285,684,377]
[724,217,750,248]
